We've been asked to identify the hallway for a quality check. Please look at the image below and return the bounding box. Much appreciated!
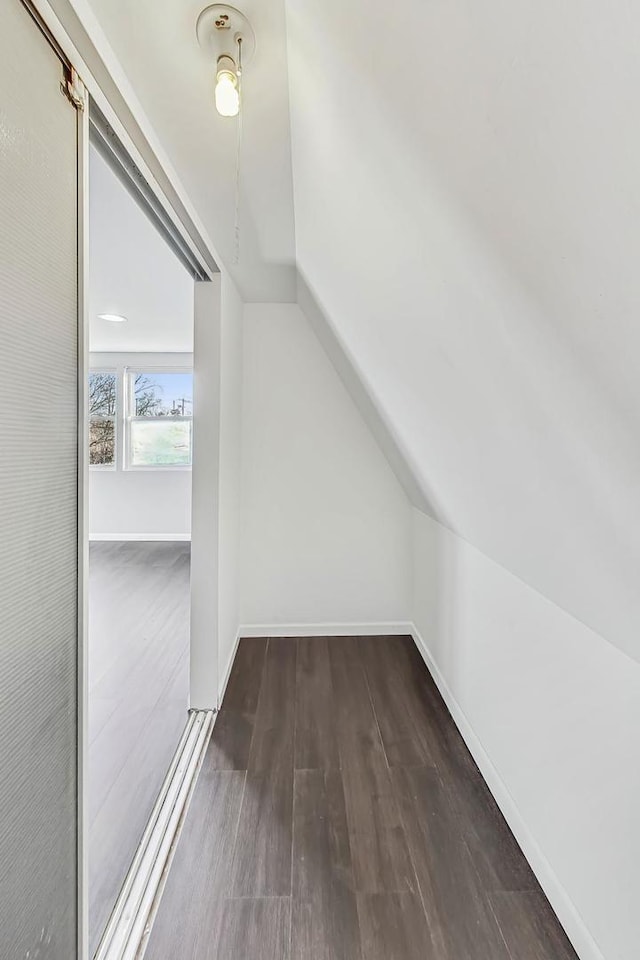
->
[145,635,577,959]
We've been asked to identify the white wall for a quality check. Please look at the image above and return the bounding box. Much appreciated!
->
[286,8,640,955]
[413,508,640,960]
[89,352,192,540]
[90,469,191,540]
[71,4,640,957]
[217,275,244,695]
[286,0,640,665]
[239,302,412,629]
[191,280,222,708]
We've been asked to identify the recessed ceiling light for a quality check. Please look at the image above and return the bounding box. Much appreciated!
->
[98,313,128,323]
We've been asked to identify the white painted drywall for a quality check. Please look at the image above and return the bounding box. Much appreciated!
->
[239,303,412,628]
[217,274,244,697]
[90,469,191,540]
[286,11,640,951]
[286,0,640,666]
[67,3,640,958]
[413,507,639,960]
[89,352,192,540]
[190,279,222,708]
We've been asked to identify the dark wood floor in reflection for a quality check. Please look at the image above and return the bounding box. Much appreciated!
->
[89,541,190,956]
[145,635,578,960]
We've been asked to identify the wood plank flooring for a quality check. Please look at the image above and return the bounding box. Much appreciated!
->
[89,541,190,956]
[145,635,579,960]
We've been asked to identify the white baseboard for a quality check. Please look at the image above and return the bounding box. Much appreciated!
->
[90,533,191,542]
[409,623,603,960]
[238,621,413,638]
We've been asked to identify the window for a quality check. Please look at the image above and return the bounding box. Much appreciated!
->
[88,366,194,470]
[127,371,193,467]
[89,371,117,466]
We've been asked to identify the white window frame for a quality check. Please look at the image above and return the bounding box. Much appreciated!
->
[88,368,118,471]
[124,366,193,471]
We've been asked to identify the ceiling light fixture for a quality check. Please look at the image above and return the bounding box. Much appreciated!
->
[196,4,255,118]
[215,53,240,117]
[98,313,127,323]
[196,4,255,264]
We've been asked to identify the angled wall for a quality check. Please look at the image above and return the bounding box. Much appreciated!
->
[412,509,639,960]
[286,2,640,958]
[286,0,640,663]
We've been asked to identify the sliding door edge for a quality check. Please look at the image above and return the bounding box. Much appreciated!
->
[77,69,91,960]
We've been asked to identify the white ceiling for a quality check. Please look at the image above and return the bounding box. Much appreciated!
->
[89,144,194,353]
[82,0,640,673]
[86,0,296,302]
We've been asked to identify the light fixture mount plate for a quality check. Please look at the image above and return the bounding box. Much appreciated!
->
[196,4,256,66]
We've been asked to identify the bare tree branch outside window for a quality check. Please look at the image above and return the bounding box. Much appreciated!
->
[89,373,116,465]
[134,373,162,417]
[89,373,164,464]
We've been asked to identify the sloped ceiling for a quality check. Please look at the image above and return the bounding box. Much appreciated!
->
[285,0,640,661]
[78,0,640,660]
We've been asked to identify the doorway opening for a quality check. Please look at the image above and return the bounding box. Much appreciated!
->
[86,131,196,955]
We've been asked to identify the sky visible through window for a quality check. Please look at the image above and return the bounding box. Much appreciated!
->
[135,372,193,417]
[130,372,193,465]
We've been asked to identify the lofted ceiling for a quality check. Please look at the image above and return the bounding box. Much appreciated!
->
[85,0,296,302]
[79,0,640,666]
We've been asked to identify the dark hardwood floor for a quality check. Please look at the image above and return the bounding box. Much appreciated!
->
[89,541,190,955]
[145,635,578,960]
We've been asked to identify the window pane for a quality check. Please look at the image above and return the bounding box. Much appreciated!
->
[89,372,117,417]
[132,372,193,418]
[130,419,192,466]
[90,419,115,465]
